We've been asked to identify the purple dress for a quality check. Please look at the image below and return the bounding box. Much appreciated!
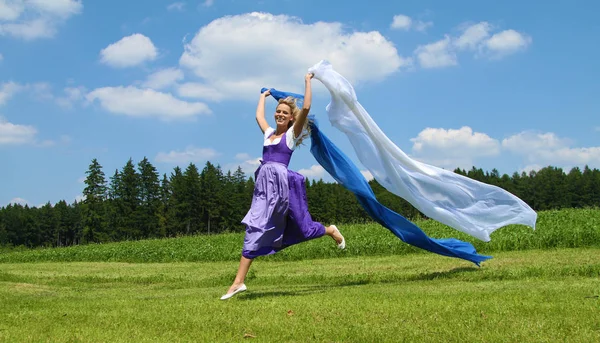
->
[241,129,326,259]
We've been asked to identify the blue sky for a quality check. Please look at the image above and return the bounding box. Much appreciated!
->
[1,0,599,207]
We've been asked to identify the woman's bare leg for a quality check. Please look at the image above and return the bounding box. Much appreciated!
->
[225,256,253,294]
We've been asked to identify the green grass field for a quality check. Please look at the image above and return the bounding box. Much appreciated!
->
[1,249,599,342]
[1,208,599,342]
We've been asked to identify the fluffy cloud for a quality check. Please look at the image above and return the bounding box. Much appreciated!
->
[414,21,531,68]
[100,34,158,68]
[155,146,219,164]
[223,153,261,175]
[1,81,88,109]
[390,14,432,32]
[502,131,569,153]
[454,22,492,50]
[414,36,457,69]
[484,29,532,57]
[142,68,184,90]
[86,86,211,120]
[0,0,82,40]
[0,81,23,105]
[406,127,599,171]
[8,197,28,206]
[0,117,37,145]
[298,165,326,180]
[410,126,500,169]
[502,131,600,169]
[179,12,411,100]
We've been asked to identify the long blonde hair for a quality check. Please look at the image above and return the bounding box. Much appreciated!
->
[278,96,310,147]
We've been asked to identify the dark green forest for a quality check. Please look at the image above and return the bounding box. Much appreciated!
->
[1,157,599,248]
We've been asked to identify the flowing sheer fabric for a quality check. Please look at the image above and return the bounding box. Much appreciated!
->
[262,89,491,265]
[307,60,537,242]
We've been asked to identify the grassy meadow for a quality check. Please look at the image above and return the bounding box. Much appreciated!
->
[1,207,599,264]
[1,208,599,342]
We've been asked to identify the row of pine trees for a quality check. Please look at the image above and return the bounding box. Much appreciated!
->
[1,157,599,248]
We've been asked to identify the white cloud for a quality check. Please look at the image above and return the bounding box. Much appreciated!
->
[544,147,600,166]
[298,165,326,179]
[485,29,532,57]
[0,0,82,40]
[56,86,87,108]
[412,126,500,155]
[142,68,184,90]
[177,82,225,101]
[202,0,214,7]
[155,146,219,164]
[0,81,23,105]
[502,131,600,170]
[179,12,411,100]
[0,1,23,21]
[1,81,84,108]
[390,14,411,30]
[0,19,55,39]
[167,2,185,11]
[100,34,158,68]
[414,36,457,69]
[390,14,432,32]
[454,22,492,50]
[502,131,570,154]
[414,21,433,32]
[224,154,261,175]
[410,126,500,169]
[86,86,211,120]
[456,22,531,58]
[8,197,28,206]
[414,22,531,68]
[27,0,83,18]
[0,117,37,145]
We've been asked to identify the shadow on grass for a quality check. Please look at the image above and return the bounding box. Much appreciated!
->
[235,267,481,300]
[237,285,331,300]
[405,267,480,282]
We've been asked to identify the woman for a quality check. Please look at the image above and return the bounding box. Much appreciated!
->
[221,73,345,300]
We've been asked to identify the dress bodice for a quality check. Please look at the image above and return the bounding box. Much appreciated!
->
[262,131,293,167]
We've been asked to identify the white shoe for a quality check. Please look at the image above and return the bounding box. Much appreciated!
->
[220,284,247,300]
[331,225,345,250]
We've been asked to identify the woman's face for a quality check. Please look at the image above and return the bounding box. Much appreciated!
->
[275,103,293,127]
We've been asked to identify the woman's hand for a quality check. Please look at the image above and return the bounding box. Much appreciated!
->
[305,73,314,82]
[262,89,271,97]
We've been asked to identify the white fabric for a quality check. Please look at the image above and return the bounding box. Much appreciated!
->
[308,60,537,242]
[263,126,297,150]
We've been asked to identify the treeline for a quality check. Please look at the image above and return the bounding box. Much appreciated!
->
[1,157,599,249]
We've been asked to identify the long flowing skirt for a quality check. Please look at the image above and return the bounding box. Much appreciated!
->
[241,162,325,259]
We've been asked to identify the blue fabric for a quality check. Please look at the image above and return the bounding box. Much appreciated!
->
[262,87,492,266]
